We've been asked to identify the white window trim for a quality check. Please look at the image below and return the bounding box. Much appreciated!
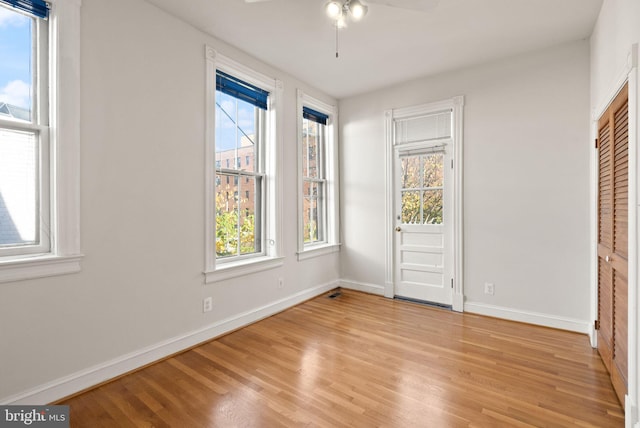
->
[296,90,340,261]
[204,46,283,283]
[0,0,83,284]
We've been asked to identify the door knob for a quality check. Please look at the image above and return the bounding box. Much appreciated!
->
[395,226,402,232]
[605,255,611,262]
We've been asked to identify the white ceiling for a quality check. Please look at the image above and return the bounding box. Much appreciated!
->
[145,0,603,99]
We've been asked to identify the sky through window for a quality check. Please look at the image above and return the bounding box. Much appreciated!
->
[0,5,32,113]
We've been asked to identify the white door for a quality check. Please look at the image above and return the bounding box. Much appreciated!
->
[394,143,453,306]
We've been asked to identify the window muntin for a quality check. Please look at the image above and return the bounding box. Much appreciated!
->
[302,117,326,244]
[400,153,444,225]
[0,3,50,257]
[214,77,266,260]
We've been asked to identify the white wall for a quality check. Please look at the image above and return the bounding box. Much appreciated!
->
[0,0,340,403]
[590,0,640,424]
[340,41,592,328]
[590,0,640,110]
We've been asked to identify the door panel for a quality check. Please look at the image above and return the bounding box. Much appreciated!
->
[598,260,613,372]
[596,83,628,407]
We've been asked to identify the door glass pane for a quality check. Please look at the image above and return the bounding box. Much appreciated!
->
[0,128,38,246]
[423,153,443,188]
[401,190,421,224]
[423,190,443,224]
[401,156,420,189]
[0,7,33,122]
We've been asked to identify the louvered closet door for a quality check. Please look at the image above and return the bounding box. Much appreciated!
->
[597,83,628,407]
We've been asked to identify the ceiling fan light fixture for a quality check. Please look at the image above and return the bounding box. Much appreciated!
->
[325,1,343,19]
[349,0,368,20]
[335,14,348,28]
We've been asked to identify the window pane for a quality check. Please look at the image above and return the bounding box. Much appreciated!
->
[401,190,420,224]
[0,6,33,122]
[215,91,257,173]
[401,156,420,189]
[302,118,320,179]
[423,189,443,224]
[216,172,262,257]
[303,180,324,243]
[215,172,238,257]
[423,153,443,188]
[0,128,38,246]
[239,175,261,255]
[395,111,451,143]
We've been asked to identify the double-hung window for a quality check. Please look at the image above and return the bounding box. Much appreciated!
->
[0,0,81,282]
[0,1,49,257]
[297,90,340,259]
[301,107,327,244]
[215,70,266,259]
[205,48,283,282]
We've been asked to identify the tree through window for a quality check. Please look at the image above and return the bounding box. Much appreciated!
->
[400,153,444,224]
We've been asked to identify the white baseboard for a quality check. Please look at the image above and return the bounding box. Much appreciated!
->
[1,281,339,405]
[339,279,385,296]
[464,301,591,334]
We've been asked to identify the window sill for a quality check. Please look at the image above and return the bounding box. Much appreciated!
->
[204,256,284,283]
[0,254,83,284]
[297,243,341,261]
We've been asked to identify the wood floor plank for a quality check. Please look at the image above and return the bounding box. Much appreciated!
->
[62,290,624,427]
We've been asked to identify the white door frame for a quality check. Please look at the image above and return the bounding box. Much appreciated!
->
[384,96,465,312]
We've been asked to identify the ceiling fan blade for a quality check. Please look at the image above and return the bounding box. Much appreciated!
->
[366,0,438,11]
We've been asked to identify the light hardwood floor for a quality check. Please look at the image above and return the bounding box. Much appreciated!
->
[62,289,624,427]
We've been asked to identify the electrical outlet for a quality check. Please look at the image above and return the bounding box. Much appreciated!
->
[203,297,213,313]
[484,282,495,296]
[278,278,284,289]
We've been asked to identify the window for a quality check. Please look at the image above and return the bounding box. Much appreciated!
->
[0,2,49,257]
[400,153,444,225]
[205,48,283,282]
[214,70,265,260]
[301,108,326,244]
[297,90,340,259]
[0,0,82,283]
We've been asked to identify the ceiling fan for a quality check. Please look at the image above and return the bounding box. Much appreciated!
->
[244,0,439,57]
[244,0,439,14]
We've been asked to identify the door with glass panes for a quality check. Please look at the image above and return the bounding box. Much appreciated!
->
[393,111,453,306]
